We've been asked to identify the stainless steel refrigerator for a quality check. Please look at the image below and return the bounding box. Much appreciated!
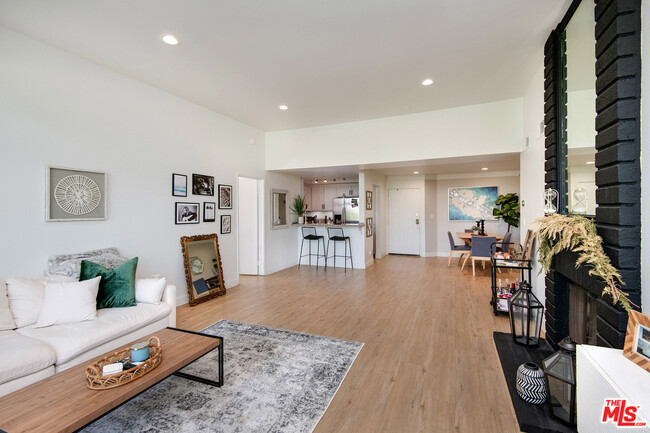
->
[332,197,360,224]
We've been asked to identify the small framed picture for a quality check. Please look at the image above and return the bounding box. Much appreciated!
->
[366,190,373,210]
[203,202,216,222]
[221,214,232,234]
[172,173,187,197]
[624,310,650,372]
[218,184,233,209]
[366,217,373,237]
[175,202,200,224]
[192,174,214,196]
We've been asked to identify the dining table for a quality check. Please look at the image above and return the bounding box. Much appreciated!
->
[456,232,504,271]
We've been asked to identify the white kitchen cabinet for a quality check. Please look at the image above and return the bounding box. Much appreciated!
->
[335,183,359,197]
[304,186,312,211]
[323,185,338,210]
[311,185,324,210]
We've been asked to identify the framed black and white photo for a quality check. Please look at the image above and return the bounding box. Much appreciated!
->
[366,217,373,237]
[366,190,373,210]
[192,174,214,196]
[203,202,216,222]
[175,202,200,224]
[172,173,187,197]
[46,166,107,222]
[218,184,232,209]
[221,214,232,234]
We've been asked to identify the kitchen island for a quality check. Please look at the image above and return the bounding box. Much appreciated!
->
[293,223,366,269]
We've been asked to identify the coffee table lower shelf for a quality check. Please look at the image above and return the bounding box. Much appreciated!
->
[0,327,223,433]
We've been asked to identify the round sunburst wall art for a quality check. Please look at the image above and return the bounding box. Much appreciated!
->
[54,175,101,215]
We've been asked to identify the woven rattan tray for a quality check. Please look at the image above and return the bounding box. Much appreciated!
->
[86,336,162,390]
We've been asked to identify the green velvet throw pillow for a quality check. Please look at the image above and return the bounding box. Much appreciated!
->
[80,257,138,309]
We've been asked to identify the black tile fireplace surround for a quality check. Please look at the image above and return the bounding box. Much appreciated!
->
[543,0,641,349]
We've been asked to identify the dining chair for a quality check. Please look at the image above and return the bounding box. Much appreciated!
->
[463,229,473,246]
[447,231,470,267]
[496,232,512,252]
[522,229,535,261]
[469,236,496,276]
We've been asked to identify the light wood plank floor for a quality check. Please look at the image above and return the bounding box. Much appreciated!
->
[177,255,522,432]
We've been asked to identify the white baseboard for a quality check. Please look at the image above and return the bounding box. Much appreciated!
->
[424,252,450,257]
[225,278,239,289]
[365,258,374,268]
[265,261,299,275]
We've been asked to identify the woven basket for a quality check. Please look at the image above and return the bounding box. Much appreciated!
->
[86,336,162,390]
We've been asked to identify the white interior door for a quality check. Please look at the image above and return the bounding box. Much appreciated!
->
[238,177,258,275]
[388,188,420,255]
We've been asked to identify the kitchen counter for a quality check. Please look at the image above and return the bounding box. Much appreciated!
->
[292,222,365,227]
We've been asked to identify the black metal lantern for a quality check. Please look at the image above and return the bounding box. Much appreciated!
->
[508,281,544,346]
[542,337,577,425]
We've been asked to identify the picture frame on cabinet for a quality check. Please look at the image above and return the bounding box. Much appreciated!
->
[218,184,232,209]
[624,310,650,373]
[203,202,216,222]
[172,173,187,197]
[221,215,232,234]
[366,190,373,210]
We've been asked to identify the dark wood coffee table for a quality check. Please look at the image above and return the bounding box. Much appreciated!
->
[0,327,223,433]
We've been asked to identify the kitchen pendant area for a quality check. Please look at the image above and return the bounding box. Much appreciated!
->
[296,177,366,270]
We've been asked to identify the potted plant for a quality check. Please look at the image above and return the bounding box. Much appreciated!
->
[289,195,306,224]
[493,193,520,232]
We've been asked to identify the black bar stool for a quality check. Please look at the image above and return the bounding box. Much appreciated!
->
[326,227,353,272]
[298,227,327,270]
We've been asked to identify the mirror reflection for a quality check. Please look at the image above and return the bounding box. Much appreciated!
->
[564,0,597,215]
[272,189,287,229]
[181,234,225,306]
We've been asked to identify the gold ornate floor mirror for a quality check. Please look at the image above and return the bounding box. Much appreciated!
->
[181,233,226,306]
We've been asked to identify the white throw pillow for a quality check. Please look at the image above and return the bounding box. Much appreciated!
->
[35,277,101,328]
[135,277,167,305]
[0,280,16,330]
[6,278,46,328]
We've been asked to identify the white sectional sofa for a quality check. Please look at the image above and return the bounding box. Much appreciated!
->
[0,277,176,397]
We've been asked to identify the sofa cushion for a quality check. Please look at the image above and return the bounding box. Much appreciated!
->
[18,302,171,365]
[6,278,45,328]
[0,330,57,385]
[135,277,167,305]
[46,248,128,278]
[81,258,138,309]
[36,277,101,328]
[0,280,16,331]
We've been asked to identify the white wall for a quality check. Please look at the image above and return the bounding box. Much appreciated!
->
[427,173,521,255]
[263,172,302,274]
[642,1,650,313]
[359,170,387,265]
[266,99,524,171]
[520,64,547,306]
[0,27,300,305]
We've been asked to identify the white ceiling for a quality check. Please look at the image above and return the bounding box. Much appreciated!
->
[279,152,520,180]
[0,0,570,131]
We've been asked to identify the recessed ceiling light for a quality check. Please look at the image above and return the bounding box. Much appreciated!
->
[323,180,328,183]
[161,34,178,45]
[422,79,434,86]
[482,167,489,171]
[314,180,318,183]
[586,161,595,165]
[413,171,420,174]
[279,105,288,110]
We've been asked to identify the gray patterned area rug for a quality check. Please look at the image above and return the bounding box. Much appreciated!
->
[82,320,363,433]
